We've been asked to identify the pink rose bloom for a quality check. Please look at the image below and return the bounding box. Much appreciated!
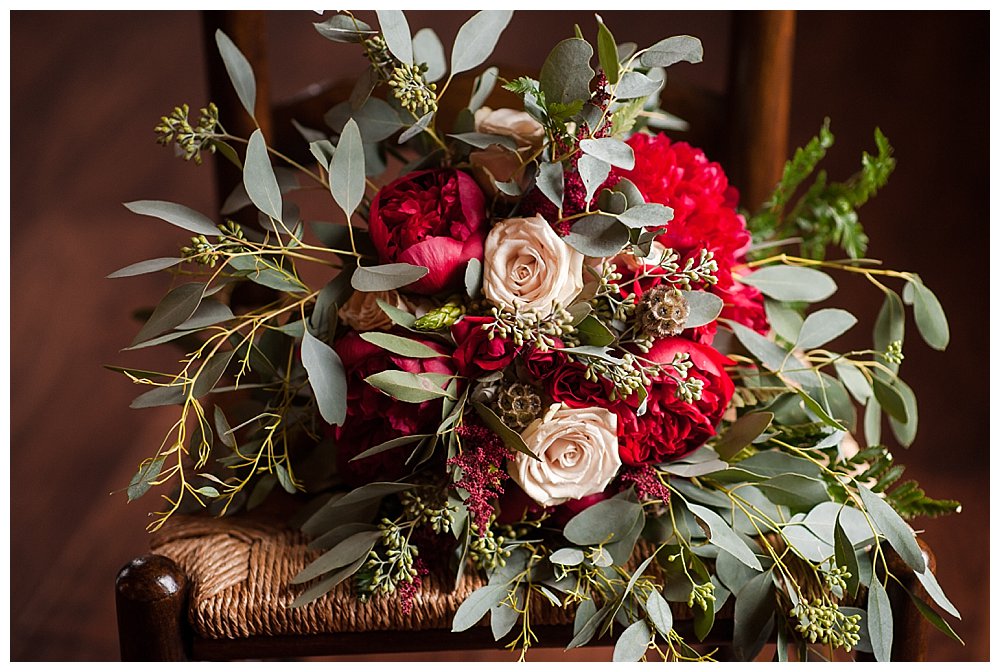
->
[368,169,488,295]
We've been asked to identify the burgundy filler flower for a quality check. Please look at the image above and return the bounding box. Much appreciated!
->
[368,168,488,295]
[616,337,735,467]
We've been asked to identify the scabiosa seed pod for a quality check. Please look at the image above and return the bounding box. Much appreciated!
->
[493,383,543,431]
[636,285,689,338]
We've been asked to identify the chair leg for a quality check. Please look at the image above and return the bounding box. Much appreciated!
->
[115,554,190,661]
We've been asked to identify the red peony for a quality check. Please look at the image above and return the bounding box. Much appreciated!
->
[450,316,519,379]
[368,168,488,295]
[332,331,455,484]
[616,337,734,466]
[611,133,768,337]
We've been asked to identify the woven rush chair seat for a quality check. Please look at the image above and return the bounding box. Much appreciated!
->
[146,513,720,643]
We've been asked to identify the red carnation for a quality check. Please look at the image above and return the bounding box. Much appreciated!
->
[450,316,519,379]
[368,169,488,295]
[611,133,768,337]
[616,337,734,466]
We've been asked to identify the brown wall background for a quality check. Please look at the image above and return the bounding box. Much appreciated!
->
[10,10,988,661]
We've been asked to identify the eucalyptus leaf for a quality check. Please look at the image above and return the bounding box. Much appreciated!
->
[350,434,430,463]
[834,512,862,597]
[867,579,893,662]
[452,583,508,632]
[213,405,236,449]
[873,290,905,369]
[733,570,775,661]
[613,71,662,99]
[352,263,428,291]
[616,203,673,229]
[376,299,417,330]
[564,498,642,546]
[325,98,403,142]
[795,308,857,350]
[645,590,673,637]
[864,396,882,446]
[888,377,918,447]
[765,299,804,344]
[215,29,257,120]
[227,255,307,293]
[595,14,619,85]
[131,282,205,347]
[471,401,533,459]
[550,547,586,566]
[577,154,611,204]
[567,602,612,648]
[491,600,520,641]
[714,412,773,461]
[301,328,347,426]
[129,384,187,409]
[412,27,447,82]
[126,456,166,502]
[360,332,443,358]
[313,14,375,43]
[375,10,412,65]
[914,566,960,619]
[909,280,950,350]
[612,620,650,662]
[329,118,365,222]
[366,370,454,403]
[123,200,219,236]
[687,504,762,570]
[909,592,964,644]
[465,258,483,299]
[740,265,837,303]
[397,111,434,144]
[834,360,872,404]
[574,315,615,347]
[564,214,628,257]
[681,290,724,329]
[857,484,926,573]
[728,321,792,373]
[108,257,185,278]
[579,137,634,170]
[301,482,414,536]
[450,10,513,75]
[448,132,518,151]
[794,387,849,431]
[244,130,283,222]
[192,349,234,398]
[468,67,499,111]
[872,376,908,424]
[290,530,382,584]
[539,38,594,104]
[640,35,704,68]
[290,552,367,607]
[175,300,234,330]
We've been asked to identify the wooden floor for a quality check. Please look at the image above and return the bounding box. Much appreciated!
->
[9,10,988,661]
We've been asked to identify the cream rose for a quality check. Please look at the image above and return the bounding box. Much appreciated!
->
[511,404,621,507]
[470,107,545,184]
[482,215,585,314]
[337,289,413,331]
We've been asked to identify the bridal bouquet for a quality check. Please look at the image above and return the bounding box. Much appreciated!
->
[113,11,961,661]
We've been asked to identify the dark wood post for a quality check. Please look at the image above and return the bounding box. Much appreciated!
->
[727,10,796,211]
[116,554,190,661]
[201,10,273,214]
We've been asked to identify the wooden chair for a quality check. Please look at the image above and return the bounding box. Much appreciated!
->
[115,9,931,661]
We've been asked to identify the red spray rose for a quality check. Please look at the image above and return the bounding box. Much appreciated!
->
[611,133,768,338]
[332,331,455,484]
[616,337,734,466]
[368,168,488,295]
[450,316,519,379]
[545,355,612,409]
